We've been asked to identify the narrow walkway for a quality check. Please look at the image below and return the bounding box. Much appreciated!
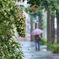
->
[20,41,59,59]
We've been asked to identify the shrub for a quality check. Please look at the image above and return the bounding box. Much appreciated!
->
[0,0,24,59]
[40,38,47,45]
[47,43,59,53]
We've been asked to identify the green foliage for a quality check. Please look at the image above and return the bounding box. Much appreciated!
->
[47,43,52,50]
[15,8,26,37]
[0,0,25,59]
[27,0,59,16]
[28,0,58,10]
[28,0,55,10]
[47,43,59,53]
[0,38,23,59]
[13,0,20,2]
[40,38,47,45]
[25,5,42,15]
[28,0,42,6]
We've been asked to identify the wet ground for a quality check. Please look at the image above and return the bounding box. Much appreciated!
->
[20,41,59,59]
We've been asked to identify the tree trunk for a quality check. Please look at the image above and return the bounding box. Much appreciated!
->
[30,15,34,41]
[47,10,51,43]
[47,10,55,44]
[38,14,42,37]
[50,15,55,44]
[56,11,59,43]
[35,23,37,28]
[38,14,42,29]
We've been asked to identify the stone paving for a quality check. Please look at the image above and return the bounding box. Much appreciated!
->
[20,41,59,59]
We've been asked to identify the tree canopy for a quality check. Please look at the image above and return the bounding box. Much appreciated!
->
[27,0,59,16]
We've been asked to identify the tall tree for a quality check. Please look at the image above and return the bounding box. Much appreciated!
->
[30,15,34,41]
[47,10,51,43]
[38,13,42,29]
[28,0,55,43]
[50,15,55,44]
[56,11,59,43]
[55,0,59,43]
[47,10,55,44]
[41,0,56,44]
[28,0,43,29]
